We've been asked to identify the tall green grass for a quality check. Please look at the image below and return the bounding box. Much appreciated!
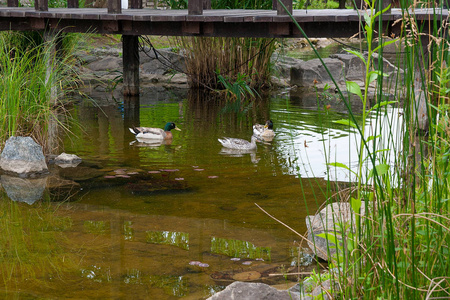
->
[273,0,450,298]
[0,31,82,152]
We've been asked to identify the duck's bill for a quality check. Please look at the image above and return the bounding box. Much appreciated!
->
[174,127,182,131]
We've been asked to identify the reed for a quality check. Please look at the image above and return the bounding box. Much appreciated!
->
[273,0,450,298]
[0,31,82,151]
[178,36,276,90]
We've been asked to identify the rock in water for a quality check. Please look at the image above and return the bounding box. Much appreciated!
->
[0,136,48,176]
[54,152,82,168]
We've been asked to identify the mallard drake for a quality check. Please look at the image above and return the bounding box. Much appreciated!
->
[218,136,257,150]
[253,120,274,137]
[129,122,181,140]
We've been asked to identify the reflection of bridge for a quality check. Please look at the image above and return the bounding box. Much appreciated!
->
[0,0,445,95]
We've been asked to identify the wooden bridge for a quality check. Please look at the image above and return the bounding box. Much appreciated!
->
[0,0,447,96]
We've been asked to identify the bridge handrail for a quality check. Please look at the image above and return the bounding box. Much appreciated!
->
[7,0,391,16]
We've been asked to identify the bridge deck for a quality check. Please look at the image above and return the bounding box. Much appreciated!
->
[0,8,446,37]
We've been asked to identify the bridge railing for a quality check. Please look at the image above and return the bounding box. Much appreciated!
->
[6,0,294,15]
[6,0,392,16]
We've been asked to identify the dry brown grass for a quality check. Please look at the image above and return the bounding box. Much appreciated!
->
[178,36,275,89]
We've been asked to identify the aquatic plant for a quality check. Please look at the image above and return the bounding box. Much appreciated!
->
[267,0,450,298]
[178,36,276,90]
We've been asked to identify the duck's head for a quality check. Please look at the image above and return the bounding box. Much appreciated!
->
[164,122,181,132]
[265,120,274,130]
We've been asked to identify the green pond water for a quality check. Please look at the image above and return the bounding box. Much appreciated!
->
[0,86,400,299]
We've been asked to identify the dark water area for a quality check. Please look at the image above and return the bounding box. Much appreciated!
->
[0,85,388,299]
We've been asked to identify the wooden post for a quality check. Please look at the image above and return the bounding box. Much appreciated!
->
[7,0,18,7]
[272,0,277,10]
[35,0,48,11]
[122,35,140,96]
[68,0,79,8]
[129,0,142,8]
[108,0,122,14]
[188,0,203,15]
[123,95,140,128]
[376,0,391,13]
[277,0,292,15]
[203,0,211,9]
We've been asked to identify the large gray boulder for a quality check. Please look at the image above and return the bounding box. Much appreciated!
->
[0,136,48,176]
[305,202,365,261]
[207,281,301,300]
[290,58,345,87]
[140,48,186,75]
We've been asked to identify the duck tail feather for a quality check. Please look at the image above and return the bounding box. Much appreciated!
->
[129,128,138,135]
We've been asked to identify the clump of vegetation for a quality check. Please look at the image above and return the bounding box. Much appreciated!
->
[0,31,82,151]
[293,0,339,9]
[179,36,276,90]
[272,0,450,298]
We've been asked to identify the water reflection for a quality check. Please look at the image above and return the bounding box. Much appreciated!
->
[1,175,46,204]
[211,237,271,260]
[146,230,190,250]
[0,84,403,298]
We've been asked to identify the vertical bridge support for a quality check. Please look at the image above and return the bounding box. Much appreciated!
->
[122,0,141,96]
[122,35,140,96]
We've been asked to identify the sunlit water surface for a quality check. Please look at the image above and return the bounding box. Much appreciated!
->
[0,87,402,299]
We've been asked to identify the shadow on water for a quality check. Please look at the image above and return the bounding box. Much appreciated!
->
[0,85,389,298]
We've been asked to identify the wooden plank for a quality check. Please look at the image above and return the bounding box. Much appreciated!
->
[182,21,200,33]
[151,14,186,21]
[102,20,119,31]
[224,16,243,22]
[272,15,293,22]
[203,22,214,34]
[186,15,205,21]
[10,10,26,17]
[269,22,290,35]
[252,15,273,22]
[102,13,118,20]
[0,10,11,17]
[133,14,152,21]
[122,20,133,31]
[30,17,45,29]
[116,13,133,20]
[292,14,314,22]
[314,14,337,22]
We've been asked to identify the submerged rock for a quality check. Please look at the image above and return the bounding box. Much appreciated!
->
[207,281,300,300]
[54,152,82,168]
[0,136,48,176]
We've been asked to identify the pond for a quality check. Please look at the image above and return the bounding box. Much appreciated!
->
[0,85,399,299]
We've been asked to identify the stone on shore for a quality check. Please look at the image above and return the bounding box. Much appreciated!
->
[305,202,365,261]
[207,281,301,300]
[0,136,48,176]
